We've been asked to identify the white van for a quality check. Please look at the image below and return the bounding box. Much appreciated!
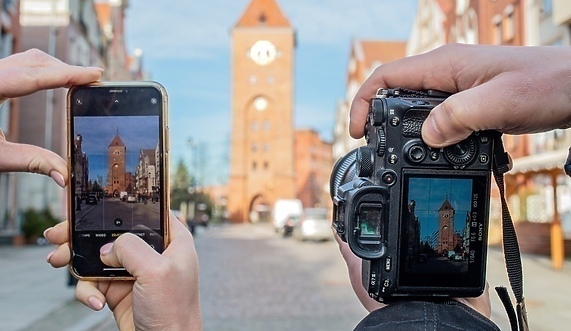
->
[272,199,303,233]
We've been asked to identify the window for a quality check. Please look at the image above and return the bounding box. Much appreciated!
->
[252,162,257,171]
[252,121,258,131]
[542,0,553,15]
[492,15,502,45]
[503,6,515,42]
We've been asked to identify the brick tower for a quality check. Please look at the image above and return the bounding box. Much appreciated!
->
[107,131,127,197]
[228,0,296,223]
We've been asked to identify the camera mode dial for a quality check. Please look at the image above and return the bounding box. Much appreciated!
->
[443,138,477,166]
[356,146,374,177]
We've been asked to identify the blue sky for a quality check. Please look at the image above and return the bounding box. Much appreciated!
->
[124,0,417,185]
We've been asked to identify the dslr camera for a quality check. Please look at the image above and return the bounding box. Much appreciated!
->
[331,88,502,302]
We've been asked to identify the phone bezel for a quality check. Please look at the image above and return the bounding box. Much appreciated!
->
[66,81,170,281]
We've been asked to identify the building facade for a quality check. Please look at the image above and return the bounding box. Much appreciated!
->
[294,129,333,212]
[0,0,20,238]
[332,39,407,161]
[227,0,296,222]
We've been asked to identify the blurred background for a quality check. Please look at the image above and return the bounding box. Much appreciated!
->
[1,0,571,330]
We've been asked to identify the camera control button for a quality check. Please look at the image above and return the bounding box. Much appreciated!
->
[377,128,386,156]
[383,279,391,288]
[480,135,490,144]
[381,171,397,186]
[389,116,400,127]
[388,153,399,164]
[408,145,426,162]
[385,257,392,272]
[479,153,489,164]
[429,149,439,161]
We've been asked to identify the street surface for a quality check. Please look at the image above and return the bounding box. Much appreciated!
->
[75,197,160,231]
[1,222,571,330]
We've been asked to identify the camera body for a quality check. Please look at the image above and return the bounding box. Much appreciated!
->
[331,88,499,301]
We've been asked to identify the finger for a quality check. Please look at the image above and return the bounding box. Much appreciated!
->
[75,280,107,311]
[46,243,71,268]
[348,45,459,139]
[0,140,67,186]
[0,49,66,70]
[164,211,197,264]
[420,75,538,147]
[44,220,69,245]
[100,233,163,277]
[0,65,102,100]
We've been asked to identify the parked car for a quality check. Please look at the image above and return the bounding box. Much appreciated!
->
[86,194,98,205]
[282,215,299,237]
[292,208,332,241]
[272,199,303,234]
[127,194,137,203]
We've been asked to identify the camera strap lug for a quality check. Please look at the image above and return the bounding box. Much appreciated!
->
[492,132,529,331]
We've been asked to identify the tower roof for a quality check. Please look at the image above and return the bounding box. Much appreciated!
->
[234,0,291,28]
[109,133,125,148]
[439,197,454,211]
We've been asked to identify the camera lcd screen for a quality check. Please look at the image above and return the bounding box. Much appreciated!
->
[69,85,166,277]
[398,171,489,288]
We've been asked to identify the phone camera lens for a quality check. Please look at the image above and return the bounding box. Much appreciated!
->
[76,99,83,105]
[151,98,157,104]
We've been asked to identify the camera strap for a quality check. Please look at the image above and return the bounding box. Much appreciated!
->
[491,134,529,331]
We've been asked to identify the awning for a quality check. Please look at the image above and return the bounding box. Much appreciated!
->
[508,148,569,175]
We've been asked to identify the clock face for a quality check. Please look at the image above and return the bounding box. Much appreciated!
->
[250,40,277,66]
[253,96,268,111]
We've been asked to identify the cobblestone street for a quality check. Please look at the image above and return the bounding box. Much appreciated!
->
[2,222,571,330]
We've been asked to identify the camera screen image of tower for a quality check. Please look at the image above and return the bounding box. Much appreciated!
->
[402,177,472,275]
[72,115,161,232]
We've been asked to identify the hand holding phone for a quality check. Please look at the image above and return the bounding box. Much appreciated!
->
[67,82,169,279]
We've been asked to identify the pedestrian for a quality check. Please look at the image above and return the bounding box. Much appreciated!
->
[40,43,571,330]
[75,195,81,211]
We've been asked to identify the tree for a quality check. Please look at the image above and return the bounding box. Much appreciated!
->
[170,159,193,210]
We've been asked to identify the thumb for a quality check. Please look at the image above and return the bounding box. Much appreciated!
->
[100,233,162,277]
[421,92,476,148]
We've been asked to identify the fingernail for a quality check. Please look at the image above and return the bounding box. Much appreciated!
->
[46,250,55,263]
[50,171,65,188]
[86,66,104,72]
[43,227,52,239]
[88,296,104,310]
[100,243,113,256]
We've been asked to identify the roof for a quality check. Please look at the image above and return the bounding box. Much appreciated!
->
[354,39,407,68]
[234,0,291,28]
[140,149,156,164]
[439,198,453,212]
[109,133,125,147]
[508,148,568,175]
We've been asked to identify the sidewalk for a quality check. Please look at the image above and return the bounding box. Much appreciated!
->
[487,247,571,330]
[0,245,114,331]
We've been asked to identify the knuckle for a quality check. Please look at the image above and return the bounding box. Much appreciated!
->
[24,48,51,64]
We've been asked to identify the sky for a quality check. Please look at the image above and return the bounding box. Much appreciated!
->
[124,0,418,185]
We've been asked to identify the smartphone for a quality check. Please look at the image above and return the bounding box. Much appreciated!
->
[67,82,169,280]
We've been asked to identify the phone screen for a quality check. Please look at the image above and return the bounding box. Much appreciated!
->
[68,83,168,278]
